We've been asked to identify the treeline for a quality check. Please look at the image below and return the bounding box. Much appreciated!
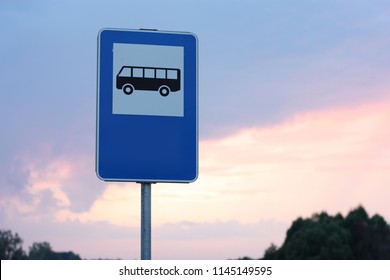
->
[0,230,80,260]
[3,206,390,260]
[240,206,390,260]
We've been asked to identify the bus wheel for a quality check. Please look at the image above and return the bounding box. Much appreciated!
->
[159,86,170,97]
[122,84,134,95]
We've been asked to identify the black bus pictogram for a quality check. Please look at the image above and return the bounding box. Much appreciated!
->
[116,66,181,97]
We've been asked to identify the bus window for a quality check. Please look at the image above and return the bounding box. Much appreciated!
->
[144,68,155,78]
[156,69,166,79]
[167,69,178,79]
[118,67,131,77]
[133,68,143,78]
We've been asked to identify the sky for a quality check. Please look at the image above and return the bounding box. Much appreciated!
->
[1,0,390,259]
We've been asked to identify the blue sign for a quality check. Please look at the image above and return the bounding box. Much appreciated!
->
[96,29,198,182]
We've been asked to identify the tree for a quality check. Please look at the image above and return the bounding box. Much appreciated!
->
[262,206,390,260]
[55,251,81,260]
[1,229,82,260]
[28,241,81,260]
[0,230,27,260]
[28,242,59,260]
[263,243,278,260]
[345,206,390,259]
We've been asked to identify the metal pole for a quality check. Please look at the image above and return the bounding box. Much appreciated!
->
[141,182,151,260]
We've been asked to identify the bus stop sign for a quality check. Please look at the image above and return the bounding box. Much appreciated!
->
[96,29,198,182]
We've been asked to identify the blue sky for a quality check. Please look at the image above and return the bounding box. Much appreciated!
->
[1,0,390,259]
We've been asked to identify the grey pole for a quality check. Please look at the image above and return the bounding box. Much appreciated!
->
[141,182,151,260]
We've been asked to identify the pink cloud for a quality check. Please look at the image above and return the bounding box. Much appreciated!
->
[197,98,390,222]
[56,98,390,233]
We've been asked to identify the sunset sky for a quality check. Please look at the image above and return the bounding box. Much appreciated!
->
[1,0,390,259]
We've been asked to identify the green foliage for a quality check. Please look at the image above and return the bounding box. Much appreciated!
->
[28,242,81,260]
[262,206,390,260]
[0,229,81,260]
[345,206,390,259]
[0,230,27,260]
[29,242,58,260]
[263,243,278,260]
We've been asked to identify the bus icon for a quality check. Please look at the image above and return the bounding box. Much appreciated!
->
[116,66,181,97]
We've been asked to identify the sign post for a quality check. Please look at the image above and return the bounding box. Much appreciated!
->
[141,182,151,260]
[96,28,198,259]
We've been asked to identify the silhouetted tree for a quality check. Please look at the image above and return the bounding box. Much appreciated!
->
[263,206,390,260]
[0,230,27,260]
[28,242,58,260]
[237,256,253,260]
[263,243,278,260]
[28,242,81,260]
[345,206,390,259]
[1,230,82,260]
[55,251,81,260]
